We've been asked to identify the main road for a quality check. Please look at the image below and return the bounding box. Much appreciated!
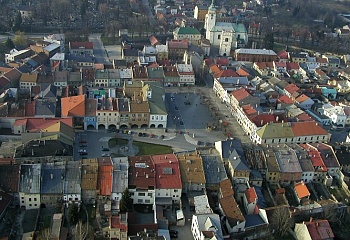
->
[88,33,110,64]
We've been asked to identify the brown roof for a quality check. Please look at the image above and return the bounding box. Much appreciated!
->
[294,181,310,199]
[81,158,98,190]
[219,196,244,227]
[167,39,188,49]
[177,152,206,184]
[130,101,149,113]
[4,68,21,82]
[219,179,234,198]
[132,66,148,79]
[0,164,20,193]
[20,73,38,83]
[69,42,93,49]
[128,156,156,189]
[163,66,180,77]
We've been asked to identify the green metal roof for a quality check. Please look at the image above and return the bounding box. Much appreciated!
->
[256,123,294,139]
[175,27,201,35]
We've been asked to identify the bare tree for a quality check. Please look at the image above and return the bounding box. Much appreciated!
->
[269,206,293,237]
[71,220,89,240]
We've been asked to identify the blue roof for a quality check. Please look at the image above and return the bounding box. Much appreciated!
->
[244,214,266,228]
[254,186,267,209]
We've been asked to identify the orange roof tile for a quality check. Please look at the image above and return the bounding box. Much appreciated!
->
[209,65,221,78]
[291,122,328,136]
[244,187,257,204]
[236,68,250,77]
[231,88,250,101]
[278,95,294,104]
[61,95,86,116]
[284,83,299,95]
[294,181,310,199]
[98,157,113,196]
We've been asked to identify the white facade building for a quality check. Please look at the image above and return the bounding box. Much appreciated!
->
[176,64,195,86]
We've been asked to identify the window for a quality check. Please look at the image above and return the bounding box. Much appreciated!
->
[34,198,37,201]
[225,38,228,42]
[218,35,221,40]
[148,193,152,197]
[29,198,32,201]
[138,199,143,203]
[138,193,145,196]
[145,199,150,203]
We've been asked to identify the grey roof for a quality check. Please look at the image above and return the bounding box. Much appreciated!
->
[145,81,167,115]
[44,43,60,52]
[123,48,139,57]
[64,161,81,194]
[15,139,73,158]
[40,163,65,194]
[228,149,250,171]
[274,145,302,173]
[219,139,245,160]
[287,143,314,172]
[194,213,223,240]
[41,84,57,98]
[20,164,41,194]
[112,157,129,193]
[66,54,94,62]
[117,98,130,112]
[202,155,227,185]
[35,99,56,116]
[218,76,249,85]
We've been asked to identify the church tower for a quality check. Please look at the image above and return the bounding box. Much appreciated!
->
[219,30,233,56]
[204,0,216,41]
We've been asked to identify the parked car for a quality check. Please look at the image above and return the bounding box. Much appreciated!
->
[170,233,178,238]
[169,230,178,235]
[78,149,87,153]
[179,121,184,125]
[150,133,154,138]
[184,100,191,105]
[80,152,88,155]
[79,139,87,143]
[142,132,147,137]
[174,106,178,110]
[80,144,87,147]
[102,147,110,151]
[138,132,143,137]
[102,153,110,157]
[159,135,164,139]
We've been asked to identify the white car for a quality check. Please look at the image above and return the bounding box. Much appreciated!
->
[78,149,87,153]
[102,153,110,157]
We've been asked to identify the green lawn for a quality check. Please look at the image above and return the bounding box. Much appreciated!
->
[133,141,173,156]
[108,138,128,148]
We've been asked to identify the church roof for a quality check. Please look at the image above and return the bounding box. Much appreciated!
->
[174,27,201,35]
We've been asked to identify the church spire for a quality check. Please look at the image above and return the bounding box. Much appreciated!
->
[209,0,216,11]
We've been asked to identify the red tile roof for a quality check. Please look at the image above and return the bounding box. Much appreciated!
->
[149,35,160,46]
[242,105,257,117]
[244,187,257,204]
[217,69,239,78]
[14,117,73,132]
[61,95,86,116]
[25,101,36,116]
[296,113,313,122]
[305,219,334,240]
[299,144,327,171]
[209,65,222,78]
[215,58,230,66]
[291,121,328,136]
[70,41,93,49]
[151,154,182,189]
[110,215,128,231]
[204,59,215,67]
[277,50,289,59]
[129,156,156,189]
[231,88,250,101]
[251,113,286,127]
[98,157,113,196]
[284,83,300,95]
[278,95,294,104]
[286,62,300,70]
[275,61,286,68]
[294,181,310,199]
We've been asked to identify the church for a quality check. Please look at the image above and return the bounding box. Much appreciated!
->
[204,0,248,56]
